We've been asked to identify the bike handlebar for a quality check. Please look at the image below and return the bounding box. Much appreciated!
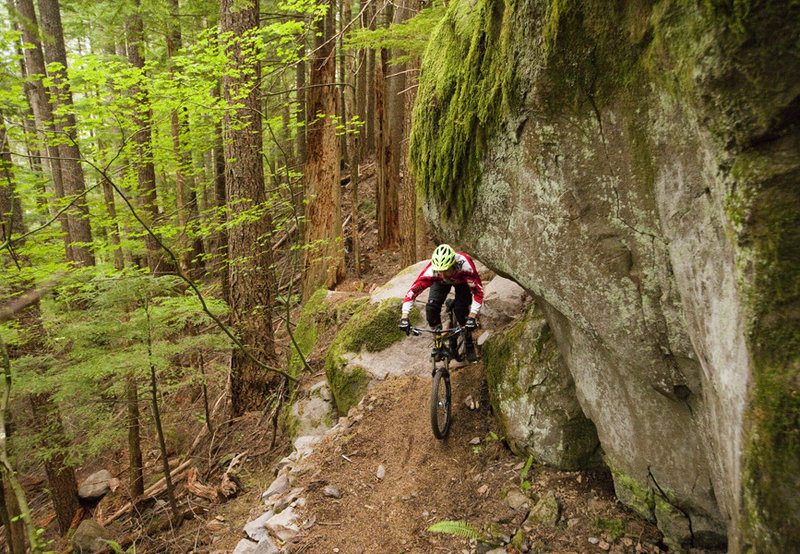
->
[410,326,464,338]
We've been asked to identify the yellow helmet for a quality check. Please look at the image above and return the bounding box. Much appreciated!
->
[431,244,456,271]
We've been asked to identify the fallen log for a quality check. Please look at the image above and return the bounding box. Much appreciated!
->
[99,459,193,525]
[186,467,221,502]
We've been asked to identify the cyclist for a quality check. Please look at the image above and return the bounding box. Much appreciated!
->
[398,244,483,362]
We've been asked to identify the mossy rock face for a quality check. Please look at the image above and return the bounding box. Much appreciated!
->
[287,288,332,380]
[483,304,599,470]
[325,298,409,415]
[414,0,798,549]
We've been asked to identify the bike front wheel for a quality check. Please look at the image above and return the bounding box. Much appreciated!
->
[430,366,451,439]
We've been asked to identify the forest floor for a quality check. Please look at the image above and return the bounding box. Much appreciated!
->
[7,170,672,554]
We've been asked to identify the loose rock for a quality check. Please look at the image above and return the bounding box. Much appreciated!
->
[525,490,561,527]
[323,485,342,499]
[376,464,386,480]
[78,470,114,500]
[265,507,302,542]
[244,511,274,542]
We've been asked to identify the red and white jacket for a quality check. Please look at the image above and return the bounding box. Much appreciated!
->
[401,253,484,317]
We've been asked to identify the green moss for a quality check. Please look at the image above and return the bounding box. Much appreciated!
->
[287,288,331,380]
[592,516,625,541]
[605,457,655,523]
[729,131,800,551]
[324,298,414,415]
[410,0,518,223]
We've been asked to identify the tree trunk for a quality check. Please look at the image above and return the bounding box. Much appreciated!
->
[220,0,279,414]
[127,1,172,275]
[212,91,230,301]
[28,394,79,535]
[15,0,72,260]
[302,0,345,299]
[96,137,125,271]
[375,3,398,249]
[0,471,25,554]
[398,0,418,266]
[126,373,143,498]
[37,0,95,267]
[364,0,376,158]
[6,1,47,215]
[167,0,204,275]
[1,111,78,538]
[295,43,306,234]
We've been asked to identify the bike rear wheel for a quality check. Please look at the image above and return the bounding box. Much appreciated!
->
[430,366,451,439]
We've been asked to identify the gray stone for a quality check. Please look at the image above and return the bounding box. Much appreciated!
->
[244,511,274,542]
[505,489,532,511]
[232,539,258,554]
[376,464,386,480]
[293,435,321,460]
[78,470,114,500]
[273,487,305,512]
[253,537,280,554]
[290,391,335,437]
[71,519,115,553]
[483,307,600,470]
[262,473,290,502]
[323,485,342,499]
[525,491,561,527]
[265,507,302,542]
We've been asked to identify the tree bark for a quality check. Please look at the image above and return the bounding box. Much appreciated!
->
[126,373,143,498]
[375,2,398,249]
[212,89,230,301]
[15,0,72,260]
[127,0,172,275]
[220,0,279,414]
[301,0,345,299]
[398,0,418,266]
[28,394,79,535]
[37,0,95,267]
[364,0,376,158]
[0,471,25,553]
[167,0,205,275]
[96,137,125,271]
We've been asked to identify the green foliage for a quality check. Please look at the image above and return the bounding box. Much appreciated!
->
[345,1,447,65]
[520,454,533,492]
[427,520,482,540]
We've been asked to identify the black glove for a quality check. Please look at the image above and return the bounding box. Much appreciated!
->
[465,317,477,330]
[399,317,411,335]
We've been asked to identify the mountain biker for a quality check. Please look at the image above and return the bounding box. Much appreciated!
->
[398,244,483,362]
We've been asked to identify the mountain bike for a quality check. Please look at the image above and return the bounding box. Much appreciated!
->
[410,299,467,439]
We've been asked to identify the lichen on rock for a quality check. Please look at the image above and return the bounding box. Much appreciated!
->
[483,303,599,470]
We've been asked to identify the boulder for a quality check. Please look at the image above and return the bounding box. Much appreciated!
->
[414,0,799,547]
[525,491,561,528]
[78,470,114,500]
[483,304,599,470]
[71,519,115,553]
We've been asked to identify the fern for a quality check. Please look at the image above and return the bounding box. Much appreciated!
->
[427,520,482,540]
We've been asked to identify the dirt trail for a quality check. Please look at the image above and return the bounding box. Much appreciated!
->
[286,360,664,553]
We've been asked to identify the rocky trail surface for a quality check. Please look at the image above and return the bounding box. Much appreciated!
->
[229,268,667,554]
